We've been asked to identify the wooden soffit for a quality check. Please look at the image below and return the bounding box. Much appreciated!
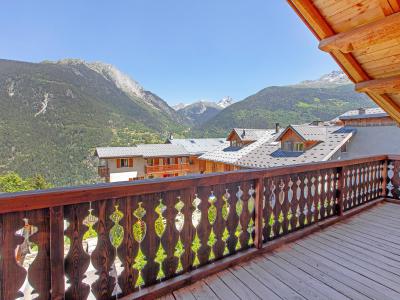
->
[287,0,400,124]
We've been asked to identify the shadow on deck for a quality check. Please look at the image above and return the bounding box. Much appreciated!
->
[164,202,400,300]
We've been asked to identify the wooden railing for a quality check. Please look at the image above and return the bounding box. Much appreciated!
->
[0,155,392,300]
[145,163,190,174]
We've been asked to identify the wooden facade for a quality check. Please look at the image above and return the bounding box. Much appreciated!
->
[0,154,398,299]
[288,0,400,124]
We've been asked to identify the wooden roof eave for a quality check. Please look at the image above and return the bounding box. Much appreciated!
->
[287,0,400,124]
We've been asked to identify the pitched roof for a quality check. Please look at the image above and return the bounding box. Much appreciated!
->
[199,133,277,165]
[95,144,189,159]
[168,138,229,155]
[200,125,354,168]
[276,125,330,142]
[229,128,275,142]
[337,107,388,120]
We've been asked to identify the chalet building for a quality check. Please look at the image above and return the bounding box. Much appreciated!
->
[200,108,400,171]
[334,107,396,127]
[95,138,228,182]
[95,144,190,182]
[226,128,276,147]
[166,138,228,174]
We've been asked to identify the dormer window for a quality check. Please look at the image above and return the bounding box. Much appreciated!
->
[282,141,304,152]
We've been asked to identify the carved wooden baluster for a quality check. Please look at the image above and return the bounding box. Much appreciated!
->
[247,184,256,245]
[157,192,176,280]
[154,198,167,281]
[64,203,91,300]
[108,202,124,298]
[221,189,231,255]
[191,194,202,267]
[277,178,286,235]
[173,197,185,274]
[27,209,51,300]
[132,202,147,288]
[288,178,297,232]
[207,191,218,260]
[1,213,26,300]
[91,199,116,300]
[118,197,136,296]
[267,179,277,239]
[303,176,311,225]
[295,177,303,229]
[234,186,244,249]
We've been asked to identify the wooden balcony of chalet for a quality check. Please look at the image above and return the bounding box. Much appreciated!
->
[0,154,400,300]
[145,163,190,175]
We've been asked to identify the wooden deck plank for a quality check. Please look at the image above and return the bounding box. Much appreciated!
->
[229,265,281,300]
[203,274,241,300]
[292,244,400,299]
[312,233,400,272]
[264,254,350,300]
[240,260,306,300]
[216,270,261,300]
[338,222,400,246]
[301,236,400,285]
[330,226,400,255]
[295,241,400,299]
[324,229,400,263]
[168,203,400,300]
[350,217,400,236]
[273,251,370,300]
[254,257,329,300]
[189,281,219,300]
[173,288,196,300]
[349,216,400,236]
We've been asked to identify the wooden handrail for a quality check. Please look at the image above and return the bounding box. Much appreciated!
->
[0,154,389,213]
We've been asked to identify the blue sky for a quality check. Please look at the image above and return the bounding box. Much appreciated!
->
[0,1,338,105]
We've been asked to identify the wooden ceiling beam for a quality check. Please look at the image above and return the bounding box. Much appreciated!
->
[319,12,400,53]
[288,0,400,124]
[356,75,400,94]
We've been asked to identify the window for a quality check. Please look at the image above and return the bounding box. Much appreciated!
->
[341,143,347,153]
[120,158,129,168]
[147,158,154,166]
[283,141,293,151]
[181,157,187,164]
[294,143,304,152]
[168,157,174,165]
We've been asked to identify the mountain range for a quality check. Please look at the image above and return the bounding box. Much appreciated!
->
[0,59,375,186]
[173,97,235,125]
[192,71,375,137]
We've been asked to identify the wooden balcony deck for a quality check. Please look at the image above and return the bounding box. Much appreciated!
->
[164,202,400,300]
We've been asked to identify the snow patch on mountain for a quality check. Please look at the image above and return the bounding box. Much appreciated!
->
[217,96,235,108]
[295,71,351,88]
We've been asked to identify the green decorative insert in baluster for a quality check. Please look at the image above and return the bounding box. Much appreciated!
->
[247,185,255,246]
[207,191,217,260]
[132,202,147,288]
[235,186,243,251]
[174,197,185,273]
[154,199,167,280]
[221,189,231,255]
[191,194,202,267]
[109,204,124,296]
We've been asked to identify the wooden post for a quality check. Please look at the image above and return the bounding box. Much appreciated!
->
[336,167,344,216]
[254,176,264,249]
[382,159,388,198]
[50,206,65,300]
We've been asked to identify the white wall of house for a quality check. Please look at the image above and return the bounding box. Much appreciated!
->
[107,157,146,182]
